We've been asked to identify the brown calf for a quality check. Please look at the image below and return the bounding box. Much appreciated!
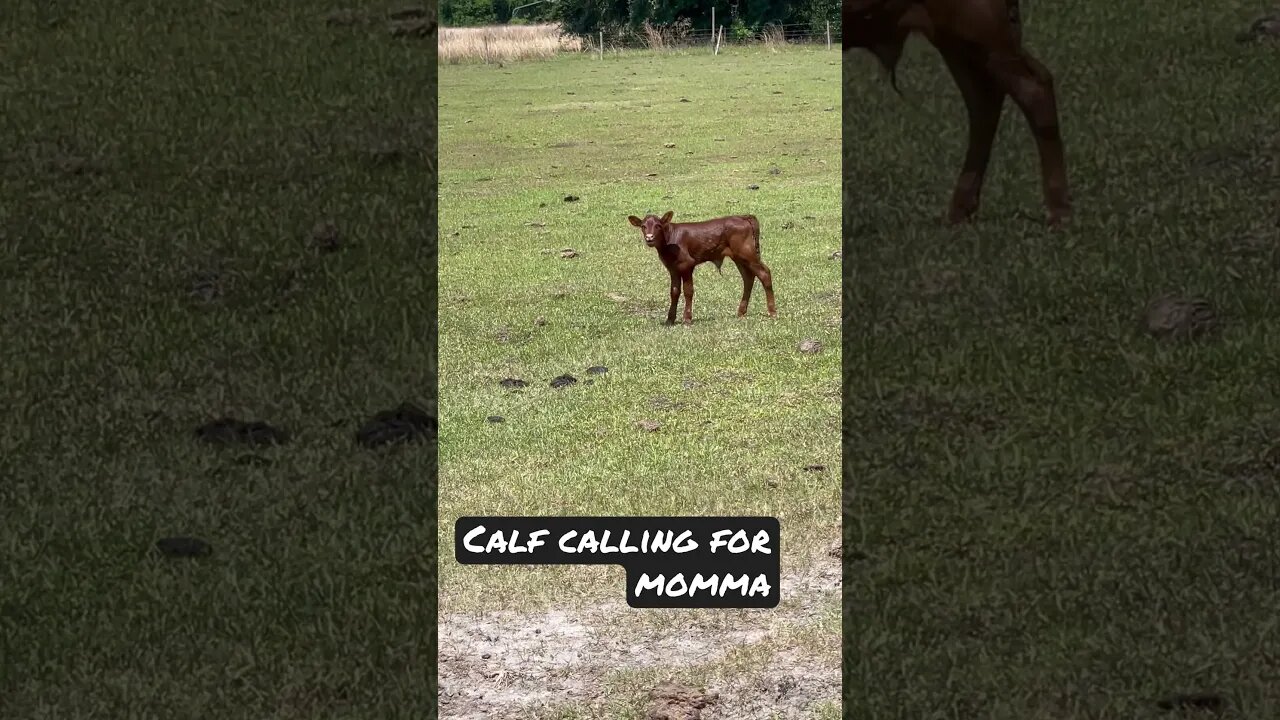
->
[844,0,1071,226]
[626,211,777,326]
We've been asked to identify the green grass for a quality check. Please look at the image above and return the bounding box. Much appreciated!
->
[438,46,842,610]
[844,1,1280,717]
[437,44,840,719]
[0,2,438,718]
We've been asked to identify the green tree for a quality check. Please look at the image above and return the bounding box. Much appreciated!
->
[551,0,819,38]
[441,0,497,26]
[510,0,558,23]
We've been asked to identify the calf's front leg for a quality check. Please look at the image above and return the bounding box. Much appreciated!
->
[939,46,1006,225]
[666,272,680,325]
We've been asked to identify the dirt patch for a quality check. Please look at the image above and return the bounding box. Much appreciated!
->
[3,137,109,182]
[324,6,436,37]
[1155,692,1226,712]
[389,18,437,38]
[154,536,212,558]
[854,388,1005,437]
[701,645,838,720]
[438,554,839,719]
[650,396,685,411]
[187,268,227,304]
[709,369,755,385]
[495,326,532,344]
[355,401,436,448]
[309,220,342,253]
[1142,293,1221,341]
[389,6,429,21]
[645,682,717,719]
[195,418,289,447]
[624,298,668,321]
[1236,10,1280,42]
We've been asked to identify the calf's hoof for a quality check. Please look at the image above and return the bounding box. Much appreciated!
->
[944,207,977,226]
[1047,205,1073,228]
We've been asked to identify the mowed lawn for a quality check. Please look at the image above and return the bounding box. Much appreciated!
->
[844,1,1280,717]
[1,2,437,717]
[438,47,841,610]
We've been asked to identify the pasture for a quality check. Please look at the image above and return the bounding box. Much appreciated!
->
[844,1,1280,717]
[438,45,841,718]
[1,2,437,717]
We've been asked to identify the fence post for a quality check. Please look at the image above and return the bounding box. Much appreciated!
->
[710,7,715,52]
[826,20,831,49]
[599,30,603,59]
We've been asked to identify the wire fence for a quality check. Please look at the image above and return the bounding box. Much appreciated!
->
[592,21,842,52]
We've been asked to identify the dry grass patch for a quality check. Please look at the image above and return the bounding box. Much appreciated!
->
[438,22,584,63]
[639,18,695,50]
[761,23,789,51]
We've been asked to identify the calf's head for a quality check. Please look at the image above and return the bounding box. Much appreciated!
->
[627,211,675,248]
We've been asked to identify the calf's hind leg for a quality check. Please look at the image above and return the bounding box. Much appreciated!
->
[734,259,755,317]
[681,271,695,325]
[984,50,1071,225]
[750,261,777,317]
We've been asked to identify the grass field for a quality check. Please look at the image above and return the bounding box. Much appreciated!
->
[844,1,1280,717]
[438,45,841,718]
[1,2,438,717]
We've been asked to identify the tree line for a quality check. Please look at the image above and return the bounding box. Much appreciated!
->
[440,0,839,38]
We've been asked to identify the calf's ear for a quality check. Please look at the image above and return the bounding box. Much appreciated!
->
[660,211,674,224]
[627,215,642,227]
